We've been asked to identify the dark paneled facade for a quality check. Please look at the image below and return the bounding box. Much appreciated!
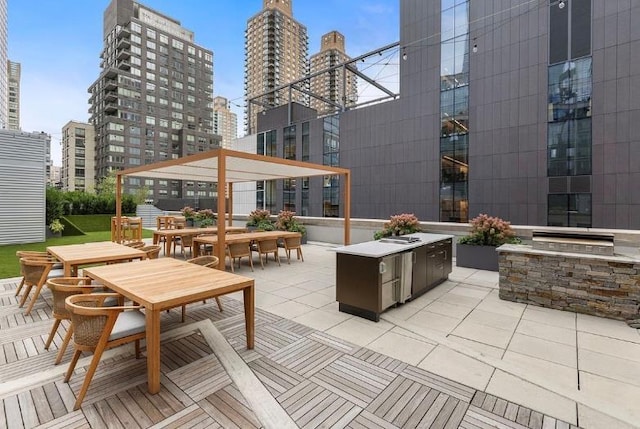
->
[256,0,640,229]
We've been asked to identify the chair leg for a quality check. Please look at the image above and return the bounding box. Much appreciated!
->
[181,305,186,323]
[18,285,33,308]
[64,349,83,382]
[73,345,107,410]
[24,284,45,316]
[260,253,265,270]
[298,248,304,262]
[14,278,25,297]
[55,324,74,365]
[286,249,291,264]
[274,251,280,266]
[44,318,61,350]
[248,254,254,272]
[135,339,141,359]
[215,297,223,312]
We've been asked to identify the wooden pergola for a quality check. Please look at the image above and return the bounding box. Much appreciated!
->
[115,148,351,267]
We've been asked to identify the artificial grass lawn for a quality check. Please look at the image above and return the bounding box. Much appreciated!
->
[0,229,153,279]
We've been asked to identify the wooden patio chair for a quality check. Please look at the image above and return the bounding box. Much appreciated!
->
[45,277,121,364]
[123,241,145,249]
[226,241,254,272]
[173,233,194,258]
[64,293,146,410]
[15,251,63,297]
[140,245,161,260]
[255,238,281,269]
[194,234,217,256]
[283,236,304,264]
[178,256,223,322]
[19,257,63,315]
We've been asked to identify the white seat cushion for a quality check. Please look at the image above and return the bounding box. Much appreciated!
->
[47,269,65,279]
[109,310,146,341]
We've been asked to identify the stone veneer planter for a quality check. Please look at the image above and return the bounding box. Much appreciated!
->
[497,244,640,321]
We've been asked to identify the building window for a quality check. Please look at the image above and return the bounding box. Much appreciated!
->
[439,0,469,223]
[283,125,296,160]
[322,115,340,217]
[548,193,591,227]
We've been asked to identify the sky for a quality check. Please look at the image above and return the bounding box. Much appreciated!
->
[8,0,400,167]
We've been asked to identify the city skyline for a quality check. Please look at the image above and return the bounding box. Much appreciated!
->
[8,0,399,166]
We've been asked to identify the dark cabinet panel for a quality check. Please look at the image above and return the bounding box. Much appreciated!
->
[411,245,428,295]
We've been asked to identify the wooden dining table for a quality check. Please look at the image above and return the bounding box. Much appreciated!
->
[152,226,248,256]
[83,258,255,394]
[47,241,147,276]
[192,230,302,258]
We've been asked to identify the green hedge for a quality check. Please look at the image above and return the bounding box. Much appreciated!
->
[64,214,135,232]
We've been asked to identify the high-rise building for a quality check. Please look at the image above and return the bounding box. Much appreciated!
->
[212,96,237,148]
[49,165,62,188]
[88,0,220,201]
[0,0,7,129]
[61,121,95,192]
[244,0,308,133]
[309,31,357,115]
[7,60,20,130]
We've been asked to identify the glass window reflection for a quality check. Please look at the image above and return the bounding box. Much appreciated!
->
[548,58,592,122]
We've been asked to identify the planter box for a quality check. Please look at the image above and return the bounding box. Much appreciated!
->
[456,243,498,271]
[46,230,62,239]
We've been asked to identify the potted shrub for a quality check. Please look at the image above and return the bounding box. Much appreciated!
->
[195,209,215,227]
[374,213,421,240]
[47,218,65,238]
[456,213,520,271]
[246,209,274,231]
[181,206,197,227]
[275,210,307,243]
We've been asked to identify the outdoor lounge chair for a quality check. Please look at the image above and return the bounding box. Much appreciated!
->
[226,241,254,272]
[45,277,121,364]
[64,293,146,410]
[282,236,304,263]
[18,257,64,316]
[255,238,281,269]
[180,256,223,322]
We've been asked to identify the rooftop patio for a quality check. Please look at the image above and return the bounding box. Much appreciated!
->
[1,242,639,428]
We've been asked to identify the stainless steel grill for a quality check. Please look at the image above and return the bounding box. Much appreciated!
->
[532,230,614,256]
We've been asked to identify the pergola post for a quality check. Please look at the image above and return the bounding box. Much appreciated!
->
[228,183,234,227]
[216,151,227,269]
[344,172,351,245]
[115,173,122,243]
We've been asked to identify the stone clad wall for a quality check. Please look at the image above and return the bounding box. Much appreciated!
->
[498,247,640,321]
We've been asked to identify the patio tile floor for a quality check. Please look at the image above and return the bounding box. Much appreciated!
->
[2,241,639,428]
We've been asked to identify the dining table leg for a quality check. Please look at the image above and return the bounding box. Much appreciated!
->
[243,284,255,349]
[164,237,172,257]
[146,309,161,394]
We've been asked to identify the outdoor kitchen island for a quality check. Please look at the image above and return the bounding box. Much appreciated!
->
[334,233,453,321]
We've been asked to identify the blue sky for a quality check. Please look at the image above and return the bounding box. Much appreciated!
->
[8,0,399,166]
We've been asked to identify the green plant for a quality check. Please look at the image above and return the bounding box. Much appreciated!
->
[181,206,197,220]
[275,210,306,235]
[374,213,421,239]
[256,220,275,231]
[195,209,216,227]
[49,219,65,234]
[247,209,272,227]
[458,213,521,246]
